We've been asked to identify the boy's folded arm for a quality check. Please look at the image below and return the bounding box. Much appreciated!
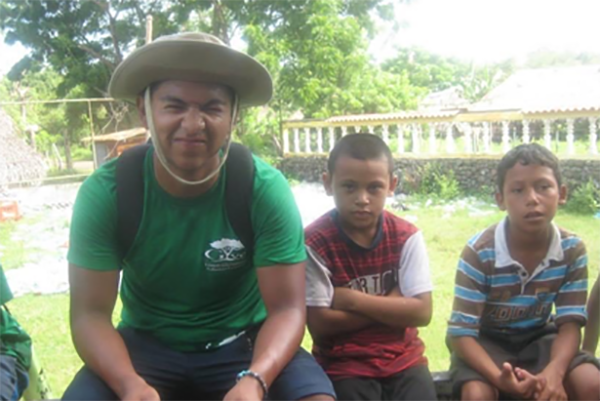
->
[582,277,600,353]
[332,287,432,328]
[306,306,374,343]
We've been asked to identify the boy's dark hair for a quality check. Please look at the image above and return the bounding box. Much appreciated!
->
[327,133,394,176]
[496,143,562,192]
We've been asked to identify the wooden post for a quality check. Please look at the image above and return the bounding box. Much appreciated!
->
[501,121,510,153]
[341,126,348,137]
[145,16,153,44]
[482,122,491,153]
[316,127,323,153]
[589,117,598,155]
[411,124,420,154]
[464,123,472,154]
[304,128,311,153]
[88,100,98,170]
[566,118,575,155]
[328,127,335,151]
[543,119,552,149]
[382,124,390,145]
[293,128,300,153]
[428,123,436,154]
[283,128,290,154]
[522,120,530,144]
[446,123,455,154]
[397,124,405,154]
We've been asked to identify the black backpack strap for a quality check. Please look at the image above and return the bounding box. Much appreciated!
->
[116,144,151,262]
[116,142,255,262]
[225,142,255,258]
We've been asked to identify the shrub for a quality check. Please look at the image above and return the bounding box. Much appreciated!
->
[418,163,461,200]
[564,179,600,215]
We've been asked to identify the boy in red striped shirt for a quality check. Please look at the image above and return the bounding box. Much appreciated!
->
[305,133,437,400]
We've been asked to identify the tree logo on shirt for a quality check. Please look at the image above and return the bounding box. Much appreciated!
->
[204,238,247,271]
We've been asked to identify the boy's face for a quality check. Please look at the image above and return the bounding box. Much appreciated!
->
[323,155,397,233]
[495,162,567,234]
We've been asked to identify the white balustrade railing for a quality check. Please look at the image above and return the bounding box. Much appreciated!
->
[281,115,599,156]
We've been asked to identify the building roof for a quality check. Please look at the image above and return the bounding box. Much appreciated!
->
[469,64,600,114]
[84,127,147,143]
[0,108,46,187]
[418,86,470,112]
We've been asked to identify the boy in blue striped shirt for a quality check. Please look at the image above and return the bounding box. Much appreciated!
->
[447,143,599,401]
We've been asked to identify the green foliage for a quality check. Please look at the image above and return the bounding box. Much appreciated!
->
[70,145,93,161]
[524,49,600,69]
[382,47,515,102]
[1,0,410,157]
[564,180,600,215]
[418,163,461,200]
[46,168,80,178]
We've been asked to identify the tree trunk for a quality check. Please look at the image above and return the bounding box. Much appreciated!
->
[64,129,73,170]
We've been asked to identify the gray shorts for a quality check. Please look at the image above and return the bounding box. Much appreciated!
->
[449,325,600,400]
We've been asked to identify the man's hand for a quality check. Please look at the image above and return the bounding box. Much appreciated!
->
[332,287,361,311]
[119,376,160,401]
[531,366,567,401]
[223,376,265,401]
[497,362,542,400]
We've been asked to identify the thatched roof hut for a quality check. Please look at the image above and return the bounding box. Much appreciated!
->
[0,108,46,189]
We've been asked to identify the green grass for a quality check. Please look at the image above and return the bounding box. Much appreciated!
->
[0,217,38,271]
[6,203,600,395]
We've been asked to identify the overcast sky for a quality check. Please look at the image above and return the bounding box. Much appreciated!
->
[2,0,600,76]
[371,0,600,64]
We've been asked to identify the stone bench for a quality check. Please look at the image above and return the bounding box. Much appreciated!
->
[432,370,453,400]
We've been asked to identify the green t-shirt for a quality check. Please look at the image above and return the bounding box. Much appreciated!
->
[1,264,32,370]
[68,149,306,351]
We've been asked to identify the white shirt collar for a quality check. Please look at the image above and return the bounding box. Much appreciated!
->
[494,216,563,268]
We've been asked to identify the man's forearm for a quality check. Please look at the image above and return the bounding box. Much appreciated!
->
[72,314,141,398]
[307,308,374,343]
[340,291,431,328]
[546,322,581,377]
[248,307,305,389]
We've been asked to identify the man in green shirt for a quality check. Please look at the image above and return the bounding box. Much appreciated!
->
[62,32,335,401]
[1,263,32,401]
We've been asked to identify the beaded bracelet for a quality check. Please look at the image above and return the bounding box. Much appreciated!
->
[237,369,269,397]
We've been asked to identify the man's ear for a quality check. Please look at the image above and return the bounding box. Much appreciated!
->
[495,191,506,211]
[322,172,333,196]
[136,96,149,129]
[389,175,399,196]
[558,184,568,205]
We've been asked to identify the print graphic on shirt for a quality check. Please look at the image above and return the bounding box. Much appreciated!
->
[346,271,396,295]
[483,301,553,323]
[204,238,247,271]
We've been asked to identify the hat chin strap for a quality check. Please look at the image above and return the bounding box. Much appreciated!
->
[144,87,239,186]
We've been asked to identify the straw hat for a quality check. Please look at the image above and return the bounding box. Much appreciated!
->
[108,32,273,106]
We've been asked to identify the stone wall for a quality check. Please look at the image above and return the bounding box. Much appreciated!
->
[279,155,600,194]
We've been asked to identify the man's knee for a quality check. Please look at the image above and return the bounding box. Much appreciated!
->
[298,395,335,401]
[460,380,497,401]
[62,367,118,401]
